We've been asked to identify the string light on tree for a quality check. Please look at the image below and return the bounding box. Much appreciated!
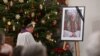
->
[48,16,50,19]
[4,28,7,32]
[40,4,43,10]
[15,14,21,20]
[7,21,11,25]
[16,21,19,24]
[2,17,6,22]
[10,1,13,7]
[27,1,29,3]
[41,19,45,24]
[57,2,59,5]
[31,12,35,17]
[5,6,8,10]
[3,0,8,4]
[54,11,58,15]
[13,25,15,31]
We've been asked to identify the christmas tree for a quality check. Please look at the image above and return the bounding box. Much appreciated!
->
[0,0,72,56]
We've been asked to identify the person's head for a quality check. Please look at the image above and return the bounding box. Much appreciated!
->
[23,18,36,33]
[0,32,5,45]
[86,31,100,56]
[22,44,47,56]
[25,23,34,33]
[13,46,23,56]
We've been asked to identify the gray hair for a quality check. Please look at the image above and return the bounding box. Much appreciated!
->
[0,32,5,45]
[13,46,24,56]
[86,31,100,56]
[22,44,47,56]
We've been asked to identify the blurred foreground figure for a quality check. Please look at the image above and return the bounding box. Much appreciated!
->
[13,46,23,56]
[22,44,47,56]
[0,32,13,56]
[86,31,100,56]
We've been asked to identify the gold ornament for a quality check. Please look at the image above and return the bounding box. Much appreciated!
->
[16,14,20,20]
[40,4,43,10]
[46,31,53,41]
[2,17,6,22]
[3,0,8,4]
[46,34,52,40]
[53,20,57,25]
[7,21,11,25]
[19,0,24,3]
[31,12,35,17]
[16,22,19,24]
[10,1,13,7]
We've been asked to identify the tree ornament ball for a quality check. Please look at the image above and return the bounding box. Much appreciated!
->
[7,21,11,25]
[16,14,21,20]
[3,0,8,4]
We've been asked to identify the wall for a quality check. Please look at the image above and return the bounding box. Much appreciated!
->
[68,0,100,56]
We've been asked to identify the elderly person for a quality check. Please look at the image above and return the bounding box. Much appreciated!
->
[0,32,13,56]
[16,19,37,46]
[21,44,47,56]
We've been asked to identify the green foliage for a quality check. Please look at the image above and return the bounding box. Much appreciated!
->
[0,0,69,56]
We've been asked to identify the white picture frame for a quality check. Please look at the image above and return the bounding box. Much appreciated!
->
[61,6,85,41]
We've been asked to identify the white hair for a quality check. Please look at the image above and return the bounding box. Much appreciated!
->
[86,31,100,56]
[21,44,47,56]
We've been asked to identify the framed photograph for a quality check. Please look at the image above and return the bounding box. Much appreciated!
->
[61,6,85,41]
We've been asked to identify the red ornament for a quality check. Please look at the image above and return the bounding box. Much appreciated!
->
[53,48,64,54]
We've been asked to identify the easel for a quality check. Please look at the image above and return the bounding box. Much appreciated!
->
[63,41,80,56]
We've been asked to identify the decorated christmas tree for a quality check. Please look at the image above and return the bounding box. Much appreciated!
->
[0,0,72,56]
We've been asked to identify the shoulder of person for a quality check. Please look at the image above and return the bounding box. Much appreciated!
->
[23,32,31,35]
[4,44,13,50]
[19,32,31,35]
